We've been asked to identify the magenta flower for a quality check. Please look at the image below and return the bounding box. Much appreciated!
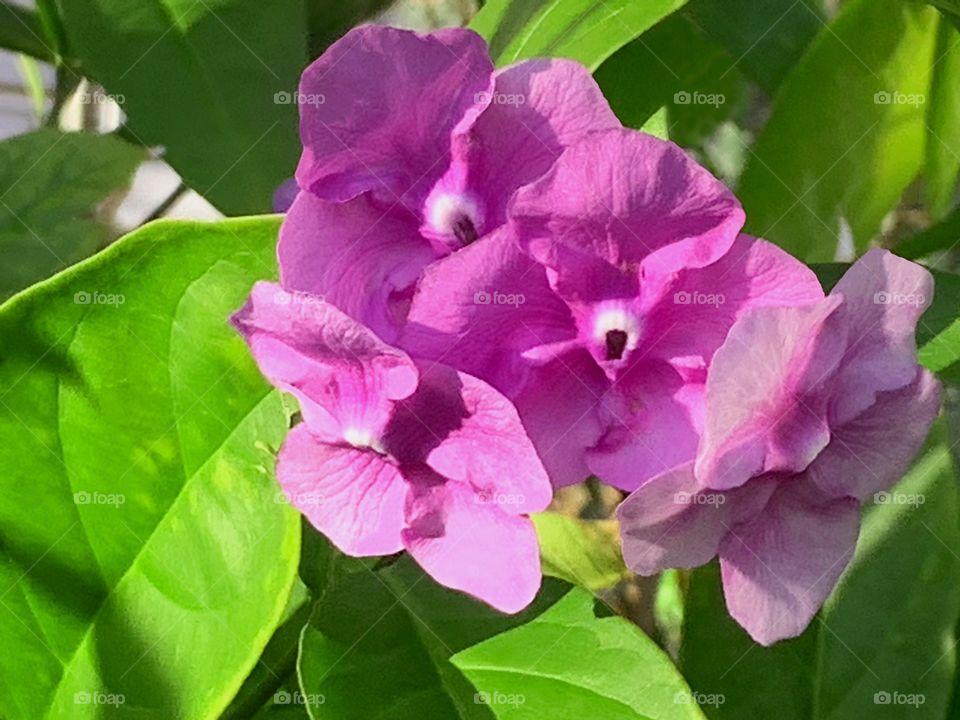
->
[279,24,620,342]
[401,129,823,489]
[233,283,552,613]
[617,249,941,644]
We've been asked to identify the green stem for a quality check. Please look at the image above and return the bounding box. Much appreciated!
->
[0,2,55,63]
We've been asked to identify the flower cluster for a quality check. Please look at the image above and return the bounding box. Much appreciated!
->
[235,25,939,641]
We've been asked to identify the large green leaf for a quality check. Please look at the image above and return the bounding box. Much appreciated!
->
[58,0,307,214]
[686,0,823,93]
[0,216,301,719]
[738,0,939,261]
[680,445,960,719]
[0,128,143,300]
[595,12,744,143]
[469,0,689,70]
[452,588,708,719]
[925,16,960,219]
[298,556,568,720]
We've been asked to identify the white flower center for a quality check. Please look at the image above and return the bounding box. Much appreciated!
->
[592,305,640,361]
[425,191,483,246]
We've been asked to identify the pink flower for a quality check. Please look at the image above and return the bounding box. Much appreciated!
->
[402,129,823,489]
[233,283,552,613]
[280,24,619,342]
[617,249,941,644]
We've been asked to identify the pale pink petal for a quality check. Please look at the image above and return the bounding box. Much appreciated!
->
[829,248,935,425]
[277,425,407,556]
[618,462,778,575]
[807,369,941,501]
[719,481,860,646]
[695,296,847,491]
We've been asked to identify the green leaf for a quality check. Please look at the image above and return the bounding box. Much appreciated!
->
[298,556,569,720]
[0,2,54,62]
[680,445,960,719]
[925,16,960,219]
[222,579,313,720]
[738,0,939,261]
[594,13,744,144]
[533,512,629,591]
[58,0,307,214]
[687,0,823,93]
[0,216,301,719]
[0,128,143,300]
[640,108,669,141]
[452,588,708,719]
[470,0,689,70]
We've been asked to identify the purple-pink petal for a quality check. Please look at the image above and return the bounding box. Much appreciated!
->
[402,469,542,613]
[296,25,493,206]
[425,58,620,244]
[511,128,745,302]
[232,282,418,442]
[400,228,575,395]
[277,425,407,556]
[278,191,437,343]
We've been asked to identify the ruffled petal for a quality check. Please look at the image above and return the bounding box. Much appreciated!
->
[277,425,407,556]
[511,128,745,302]
[807,368,941,501]
[383,363,552,513]
[278,191,437,343]
[695,296,847,491]
[232,283,418,442]
[297,25,493,205]
[829,248,934,425]
[400,228,575,395]
[402,473,541,613]
[617,462,777,575]
[719,481,859,646]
